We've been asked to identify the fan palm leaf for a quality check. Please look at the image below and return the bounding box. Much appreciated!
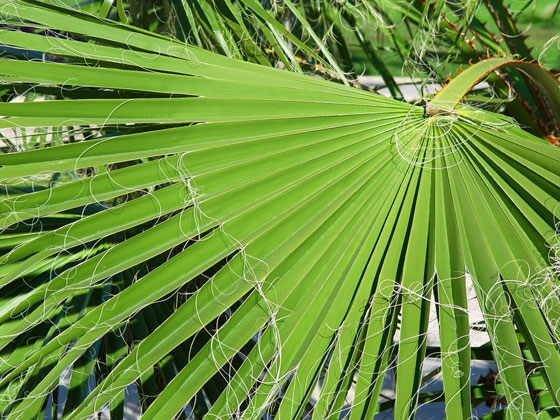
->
[1,1,560,419]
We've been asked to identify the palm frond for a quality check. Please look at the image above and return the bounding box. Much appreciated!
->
[1,1,560,419]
